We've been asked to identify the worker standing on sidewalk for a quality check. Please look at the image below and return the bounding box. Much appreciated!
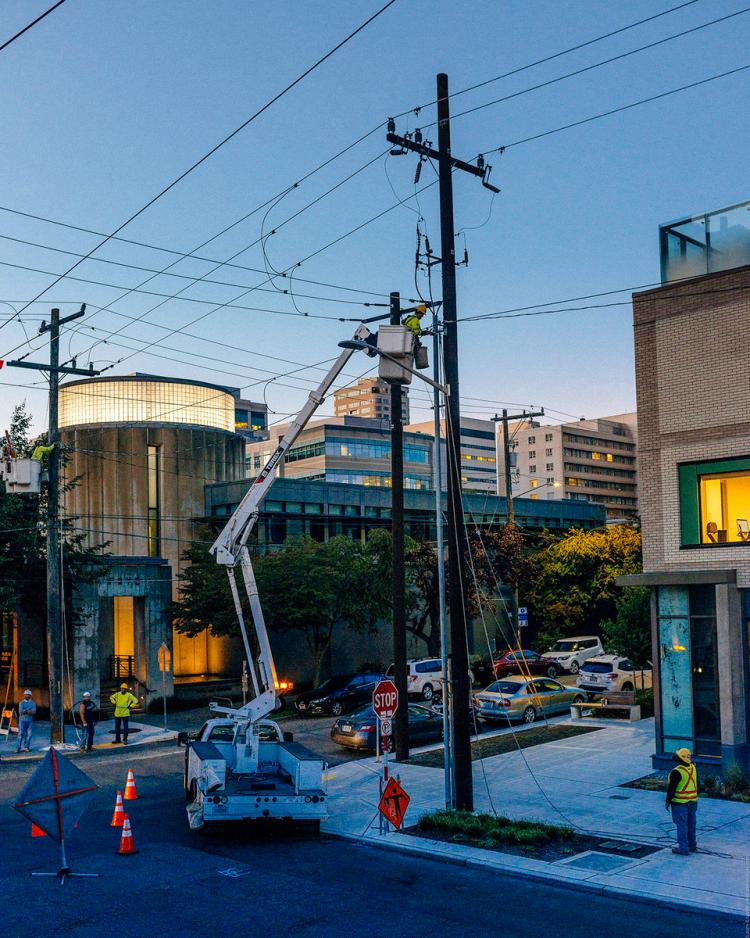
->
[110,684,137,745]
[16,689,36,752]
[78,691,97,752]
[665,747,699,855]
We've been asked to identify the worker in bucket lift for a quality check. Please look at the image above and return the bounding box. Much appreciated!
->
[402,304,432,341]
[30,438,54,464]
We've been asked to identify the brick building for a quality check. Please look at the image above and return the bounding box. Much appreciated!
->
[333,377,409,423]
[620,201,750,773]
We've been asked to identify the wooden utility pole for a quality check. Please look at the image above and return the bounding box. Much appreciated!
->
[7,305,98,742]
[389,291,409,760]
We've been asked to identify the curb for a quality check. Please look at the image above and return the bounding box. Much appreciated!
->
[0,734,178,764]
[326,829,747,924]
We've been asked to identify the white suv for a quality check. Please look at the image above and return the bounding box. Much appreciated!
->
[576,655,653,697]
[541,636,604,674]
[388,658,473,702]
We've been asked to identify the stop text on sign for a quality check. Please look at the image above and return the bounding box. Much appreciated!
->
[372,679,399,719]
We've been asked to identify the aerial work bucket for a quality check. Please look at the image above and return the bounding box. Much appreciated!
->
[1,458,41,495]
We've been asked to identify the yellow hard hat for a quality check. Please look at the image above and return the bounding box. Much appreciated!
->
[415,304,427,315]
[120,683,128,690]
[675,747,692,762]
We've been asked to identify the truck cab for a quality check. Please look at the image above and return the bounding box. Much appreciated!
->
[179,717,328,828]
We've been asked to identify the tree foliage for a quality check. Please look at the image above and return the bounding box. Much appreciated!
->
[0,403,107,626]
[173,534,389,684]
[525,525,643,650]
[601,587,652,666]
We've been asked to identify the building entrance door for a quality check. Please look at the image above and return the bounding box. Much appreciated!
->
[113,596,135,680]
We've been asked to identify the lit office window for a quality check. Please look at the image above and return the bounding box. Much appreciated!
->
[699,469,750,544]
[147,445,160,557]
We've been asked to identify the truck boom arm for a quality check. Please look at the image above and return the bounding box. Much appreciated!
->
[208,324,372,721]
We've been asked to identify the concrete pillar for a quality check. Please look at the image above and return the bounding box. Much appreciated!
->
[716,584,749,769]
[71,580,101,707]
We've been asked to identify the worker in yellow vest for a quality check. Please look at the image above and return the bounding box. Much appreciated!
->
[665,747,698,855]
[110,683,138,745]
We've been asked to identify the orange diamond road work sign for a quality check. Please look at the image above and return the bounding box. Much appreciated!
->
[378,777,410,830]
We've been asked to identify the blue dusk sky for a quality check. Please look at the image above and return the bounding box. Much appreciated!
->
[0,0,748,434]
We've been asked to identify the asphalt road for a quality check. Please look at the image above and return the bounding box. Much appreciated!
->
[0,748,741,938]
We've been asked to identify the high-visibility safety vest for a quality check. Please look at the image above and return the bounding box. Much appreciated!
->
[110,691,137,718]
[672,763,698,803]
[402,314,423,337]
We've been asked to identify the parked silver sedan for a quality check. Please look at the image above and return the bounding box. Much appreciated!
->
[472,677,585,724]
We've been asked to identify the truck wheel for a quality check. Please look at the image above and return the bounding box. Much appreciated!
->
[422,683,434,701]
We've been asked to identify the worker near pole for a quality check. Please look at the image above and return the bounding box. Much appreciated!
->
[110,683,137,745]
[16,689,36,752]
[665,747,699,855]
[402,304,432,341]
[78,691,97,752]
[30,438,54,463]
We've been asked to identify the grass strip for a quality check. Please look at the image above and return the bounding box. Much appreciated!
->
[417,808,575,847]
[408,723,602,767]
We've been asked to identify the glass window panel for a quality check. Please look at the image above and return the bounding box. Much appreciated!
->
[699,469,750,544]
[657,587,693,746]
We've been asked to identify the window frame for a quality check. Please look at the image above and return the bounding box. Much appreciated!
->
[678,455,750,547]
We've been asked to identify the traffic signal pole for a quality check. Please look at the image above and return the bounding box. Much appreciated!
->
[390,291,409,760]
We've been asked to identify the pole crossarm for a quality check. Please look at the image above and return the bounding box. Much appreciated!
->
[386,132,485,178]
[6,360,100,376]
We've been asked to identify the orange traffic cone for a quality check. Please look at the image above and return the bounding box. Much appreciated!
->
[123,768,139,801]
[31,823,47,838]
[116,814,138,855]
[111,790,125,827]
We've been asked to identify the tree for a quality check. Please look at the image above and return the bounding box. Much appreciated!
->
[173,534,389,686]
[0,403,108,637]
[601,587,652,666]
[525,525,643,649]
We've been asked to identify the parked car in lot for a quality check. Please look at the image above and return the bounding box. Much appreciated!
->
[330,703,443,751]
[473,678,584,725]
[540,636,604,674]
[387,658,474,702]
[294,672,386,716]
[576,655,652,697]
[493,649,562,679]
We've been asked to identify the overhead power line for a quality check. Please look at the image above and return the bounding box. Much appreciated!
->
[0,0,68,54]
[7,0,399,321]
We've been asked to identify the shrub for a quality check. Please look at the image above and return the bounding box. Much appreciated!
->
[723,762,749,796]
[417,809,575,847]
[634,688,654,717]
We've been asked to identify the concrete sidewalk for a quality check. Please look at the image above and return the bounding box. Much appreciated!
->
[322,719,750,921]
[0,718,176,762]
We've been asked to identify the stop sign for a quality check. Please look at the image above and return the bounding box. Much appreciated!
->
[372,679,399,719]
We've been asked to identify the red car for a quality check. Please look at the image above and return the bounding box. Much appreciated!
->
[492,649,561,679]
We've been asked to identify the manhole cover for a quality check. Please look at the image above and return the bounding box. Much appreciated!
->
[557,851,637,873]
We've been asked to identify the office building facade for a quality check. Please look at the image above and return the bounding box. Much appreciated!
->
[406,416,498,493]
[499,415,638,520]
[620,201,750,773]
[334,377,409,423]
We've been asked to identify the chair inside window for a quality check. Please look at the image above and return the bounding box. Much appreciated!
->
[706,522,718,543]
[737,518,750,541]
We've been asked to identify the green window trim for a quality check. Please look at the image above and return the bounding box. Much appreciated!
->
[678,455,750,546]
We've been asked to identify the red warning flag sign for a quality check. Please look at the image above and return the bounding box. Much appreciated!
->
[378,776,410,830]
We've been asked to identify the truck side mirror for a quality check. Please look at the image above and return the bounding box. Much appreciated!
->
[283,731,294,743]
[177,731,188,747]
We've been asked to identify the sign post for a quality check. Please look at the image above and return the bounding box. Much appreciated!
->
[373,679,399,833]
[157,642,171,731]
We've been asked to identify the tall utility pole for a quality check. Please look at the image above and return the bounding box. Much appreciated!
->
[386,74,499,811]
[8,306,98,743]
[494,407,544,643]
[389,291,409,760]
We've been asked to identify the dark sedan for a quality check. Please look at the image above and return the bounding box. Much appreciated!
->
[294,672,386,717]
[331,703,443,751]
[493,649,560,679]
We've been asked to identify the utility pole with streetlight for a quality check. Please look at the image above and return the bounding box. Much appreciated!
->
[386,73,499,811]
[6,305,100,744]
